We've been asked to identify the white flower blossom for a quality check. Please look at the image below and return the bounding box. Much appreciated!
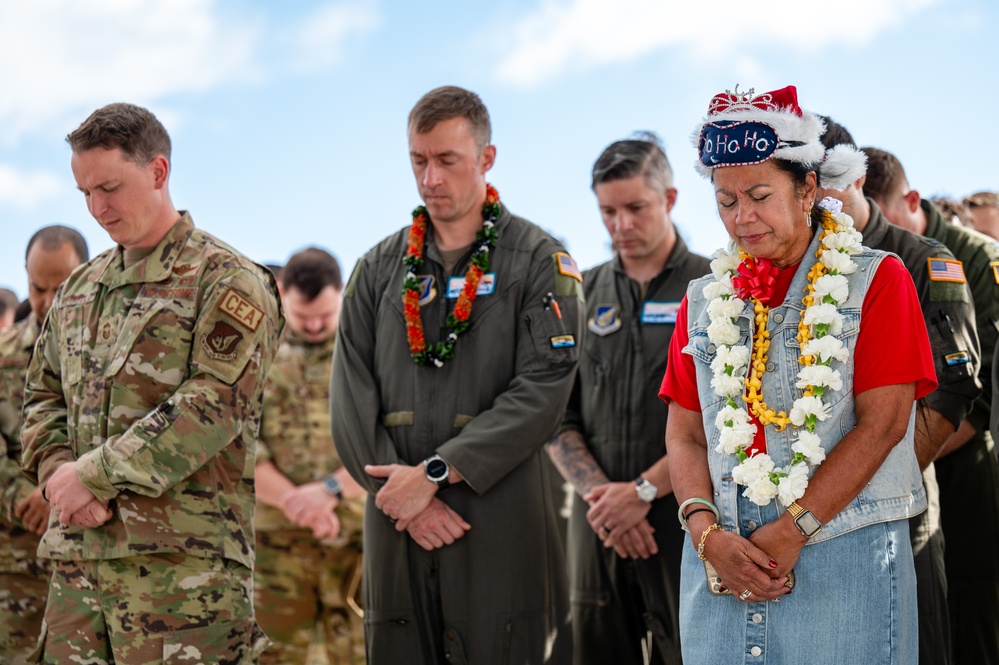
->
[789,395,831,426]
[795,365,843,392]
[744,474,780,506]
[707,296,745,320]
[732,453,774,487]
[714,404,746,430]
[803,303,844,336]
[710,252,741,281]
[818,197,843,215]
[812,274,849,304]
[802,335,848,364]
[819,247,860,274]
[707,319,741,346]
[791,430,827,465]
[703,280,735,300]
[716,421,755,455]
[711,373,745,398]
[777,463,809,506]
[711,345,751,374]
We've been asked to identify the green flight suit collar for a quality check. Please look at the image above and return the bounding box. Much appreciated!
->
[423,204,511,270]
[92,212,195,287]
[922,198,947,239]
[611,233,693,285]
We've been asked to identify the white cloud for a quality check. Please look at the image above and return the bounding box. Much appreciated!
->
[284,0,382,73]
[0,0,382,143]
[0,165,63,209]
[497,0,940,87]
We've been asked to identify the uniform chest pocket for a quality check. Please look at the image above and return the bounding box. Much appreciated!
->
[105,298,196,407]
[58,303,90,387]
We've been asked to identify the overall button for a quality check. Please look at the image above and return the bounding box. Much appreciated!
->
[772,313,784,324]
[752,613,763,624]
[765,362,775,372]
[746,520,757,531]
[706,344,716,354]
[751,646,762,657]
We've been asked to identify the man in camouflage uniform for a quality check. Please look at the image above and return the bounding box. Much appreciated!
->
[331,86,580,664]
[864,146,999,665]
[20,103,282,664]
[254,247,365,664]
[0,289,18,331]
[1,226,88,661]
[549,134,710,665]
[817,121,981,665]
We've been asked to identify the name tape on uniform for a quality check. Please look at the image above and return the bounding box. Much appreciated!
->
[218,287,264,332]
[641,301,681,325]
[446,273,496,299]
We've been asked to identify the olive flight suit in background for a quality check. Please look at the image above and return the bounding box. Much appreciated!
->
[560,236,710,665]
[861,199,981,665]
[21,214,282,664]
[919,199,999,665]
[0,315,50,661]
[332,205,581,665]
[255,331,365,665]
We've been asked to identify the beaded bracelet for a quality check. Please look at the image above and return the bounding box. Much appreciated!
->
[697,523,722,561]
[677,497,720,532]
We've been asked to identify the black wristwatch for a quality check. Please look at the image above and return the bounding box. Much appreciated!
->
[322,474,344,503]
[787,502,822,539]
[423,454,450,490]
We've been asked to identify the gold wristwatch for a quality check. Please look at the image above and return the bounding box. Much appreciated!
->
[786,501,822,539]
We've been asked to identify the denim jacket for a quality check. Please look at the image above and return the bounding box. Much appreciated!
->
[683,230,926,544]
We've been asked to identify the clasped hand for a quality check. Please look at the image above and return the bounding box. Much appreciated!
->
[366,463,470,550]
[704,521,802,603]
[585,482,657,559]
[46,461,112,528]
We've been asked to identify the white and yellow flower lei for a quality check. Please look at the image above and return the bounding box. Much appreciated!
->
[705,197,865,507]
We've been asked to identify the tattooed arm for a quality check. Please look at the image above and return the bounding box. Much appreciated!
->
[546,428,610,498]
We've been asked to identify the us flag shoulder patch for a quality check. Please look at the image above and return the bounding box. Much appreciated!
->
[555,252,582,282]
[927,258,966,284]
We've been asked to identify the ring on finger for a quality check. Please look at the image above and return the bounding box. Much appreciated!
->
[739,589,752,601]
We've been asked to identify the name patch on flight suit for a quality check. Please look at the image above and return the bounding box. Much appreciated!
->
[201,321,244,360]
[641,301,681,324]
[218,287,264,332]
[418,275,437,306]
[588,304,622,336]
[446,273,496,299]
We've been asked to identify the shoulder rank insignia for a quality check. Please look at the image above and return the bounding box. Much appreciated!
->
[418,275,437,307]
[588,304,622,336]
[927,258,966,284]
[555,252,582,282]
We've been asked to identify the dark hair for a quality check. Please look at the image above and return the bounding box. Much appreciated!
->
[965,191,999,210]
[0,288,18,318]
[25,225,89,263]
[281,248,342,300]
[860,147,907,203]
[66,103,172,164]
[14,298,32,323]
[591,131,673,192]
[409,86,491,150]
[817,115,856,150]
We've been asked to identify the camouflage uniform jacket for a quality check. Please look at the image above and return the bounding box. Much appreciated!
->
[255,331,363,545]
[21,213,282,568]
[0,315,46,573]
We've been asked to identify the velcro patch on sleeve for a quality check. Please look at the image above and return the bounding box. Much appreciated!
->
[218,287,264,332]
[927,258,967,284]
[945,351,971,366]
[550,334,576,348]
[991,261,999,284]
[554,252,582,282]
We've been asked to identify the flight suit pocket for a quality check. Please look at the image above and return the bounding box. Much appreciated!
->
[524,305,577,369]
[493,612,546,665]
[162,617,269,663]
[364,609,421,661]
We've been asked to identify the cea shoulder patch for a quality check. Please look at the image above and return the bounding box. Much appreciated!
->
[194,284,270,385]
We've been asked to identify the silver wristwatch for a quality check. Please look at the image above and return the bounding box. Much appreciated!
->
[635,477,658,503]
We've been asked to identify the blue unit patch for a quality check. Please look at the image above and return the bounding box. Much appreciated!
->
[418,275,437,307]
[588,304,622,336]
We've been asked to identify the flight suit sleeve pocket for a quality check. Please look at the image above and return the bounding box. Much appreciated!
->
[524,304,578,370]
[162,617,270,663]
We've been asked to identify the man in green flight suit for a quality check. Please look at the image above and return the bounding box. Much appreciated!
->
[548,134,709,665]
[254,247,366,664]
[864,146,999,665]
[817,120,981,665]
[0,225,88,661]
[21,103,282,664]
[331,86,581,664]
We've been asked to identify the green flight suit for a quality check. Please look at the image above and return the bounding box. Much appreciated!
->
[255,331,365,665]
[0,315,50,660]
[560,237,710,665]
[863,199,981,665]
[921,199,999,665]
[331,205,581,665]
[21,213,282,664]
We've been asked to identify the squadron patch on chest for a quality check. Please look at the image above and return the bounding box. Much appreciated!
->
[588,304,622,336]
[202,321,244,360]
[417,275,437,307]
[218,287,264,332]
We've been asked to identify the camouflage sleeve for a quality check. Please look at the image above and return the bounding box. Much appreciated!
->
[0,431,35,525]
[330,256,404,494]
[21,298,77,488]
[255,362,282,465]
[437,250,583,494]
[74,271,282,501]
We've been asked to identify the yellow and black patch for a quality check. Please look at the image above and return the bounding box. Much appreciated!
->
[201,321,244,360]
[218,287,264,332]
[992,261,999,284]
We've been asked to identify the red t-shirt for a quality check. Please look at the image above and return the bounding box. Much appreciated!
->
[659,256,937,441]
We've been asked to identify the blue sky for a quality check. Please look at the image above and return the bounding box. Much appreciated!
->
[1,0,995,299]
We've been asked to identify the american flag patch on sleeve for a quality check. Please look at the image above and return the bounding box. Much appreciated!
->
[555,252,582,282]
[927,258,966,283]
